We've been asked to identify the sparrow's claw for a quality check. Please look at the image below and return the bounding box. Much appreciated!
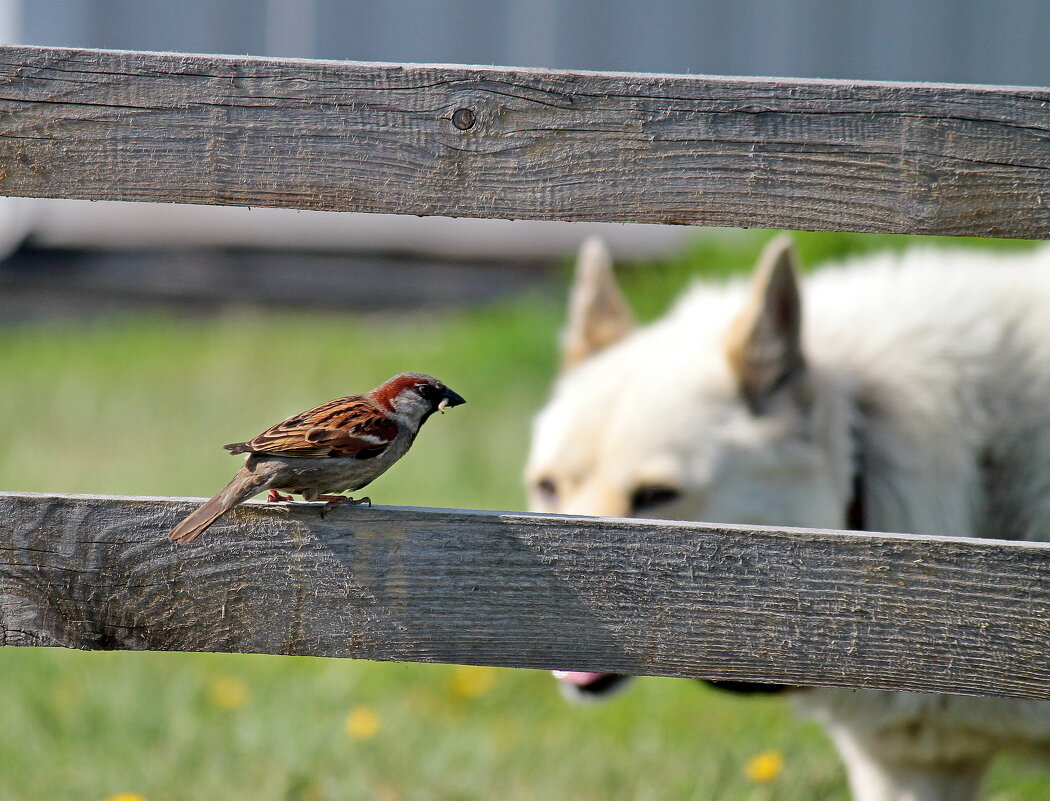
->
[317,495,345,516]
[316,495,372,515]
[267,490,293,503]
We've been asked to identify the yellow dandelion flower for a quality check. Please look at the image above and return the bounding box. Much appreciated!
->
[208,675,250,710]
[448,665,497,699]
[102,794,148,801]
[345,705,381,740]
[745,750,785,783]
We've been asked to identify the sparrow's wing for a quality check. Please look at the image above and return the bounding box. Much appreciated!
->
[224,396,399,458]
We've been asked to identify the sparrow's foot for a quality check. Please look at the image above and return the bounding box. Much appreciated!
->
[317,495,372,515]
[316,494,348,504]
[318,494,350,516]
[267,490,293,502]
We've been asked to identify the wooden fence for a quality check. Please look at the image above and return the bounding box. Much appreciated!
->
[0,45,1048,701]
[1,45,1048,237]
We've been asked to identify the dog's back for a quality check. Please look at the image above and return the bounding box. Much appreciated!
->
[527,237,1050,801]
[785,244,1050,543]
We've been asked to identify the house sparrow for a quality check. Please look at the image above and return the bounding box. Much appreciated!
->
[168,372,465,544]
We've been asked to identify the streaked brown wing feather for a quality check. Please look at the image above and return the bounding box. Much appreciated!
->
[224,396,398,458]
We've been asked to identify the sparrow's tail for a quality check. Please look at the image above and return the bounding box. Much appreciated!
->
[169,468,267,545]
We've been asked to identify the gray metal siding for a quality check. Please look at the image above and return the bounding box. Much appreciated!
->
[19,1,1050,86]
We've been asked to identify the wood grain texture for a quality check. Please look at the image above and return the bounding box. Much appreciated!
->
[1,491,1047,700]
[0,45,1048,238]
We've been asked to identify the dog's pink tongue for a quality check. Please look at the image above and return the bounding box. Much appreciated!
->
[552,670,607,686]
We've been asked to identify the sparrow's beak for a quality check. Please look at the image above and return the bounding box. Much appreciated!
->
[437,387,467,413]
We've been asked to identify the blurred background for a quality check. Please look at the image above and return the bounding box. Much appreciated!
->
[2,0,1049,319]
[2,2,1049,800]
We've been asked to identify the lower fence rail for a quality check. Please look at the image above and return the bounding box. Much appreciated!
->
[0,491,1046,700]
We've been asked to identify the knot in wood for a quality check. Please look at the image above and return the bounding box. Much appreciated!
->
[451,108,476,130]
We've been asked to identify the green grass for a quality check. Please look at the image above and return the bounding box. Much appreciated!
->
[0,651,839,801]
[0,230,1046,801]
[0,299,561,510]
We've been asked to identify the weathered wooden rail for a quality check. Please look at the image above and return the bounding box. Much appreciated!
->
[1,46,1049,703]
[1,492,1047,701]
[0,44,1048,238]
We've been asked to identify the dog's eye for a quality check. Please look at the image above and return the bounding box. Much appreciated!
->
[535,478,558,502]
[630,486,681,513]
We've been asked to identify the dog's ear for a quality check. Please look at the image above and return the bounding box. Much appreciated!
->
[724,235,806,413]
[561,237,636,371]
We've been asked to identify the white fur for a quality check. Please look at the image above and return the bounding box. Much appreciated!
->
[526,242,1050,801]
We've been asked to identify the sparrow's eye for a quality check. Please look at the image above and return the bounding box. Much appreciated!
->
[630,485,681,514]
[535,478,558,503]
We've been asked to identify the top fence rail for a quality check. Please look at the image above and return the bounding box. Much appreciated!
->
[0,45,1047,239]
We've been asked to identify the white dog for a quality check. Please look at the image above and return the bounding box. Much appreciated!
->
[526,235,1050,801]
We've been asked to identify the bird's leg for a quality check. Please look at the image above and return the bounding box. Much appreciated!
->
[267,490,293,502]
[316,494,372,515]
